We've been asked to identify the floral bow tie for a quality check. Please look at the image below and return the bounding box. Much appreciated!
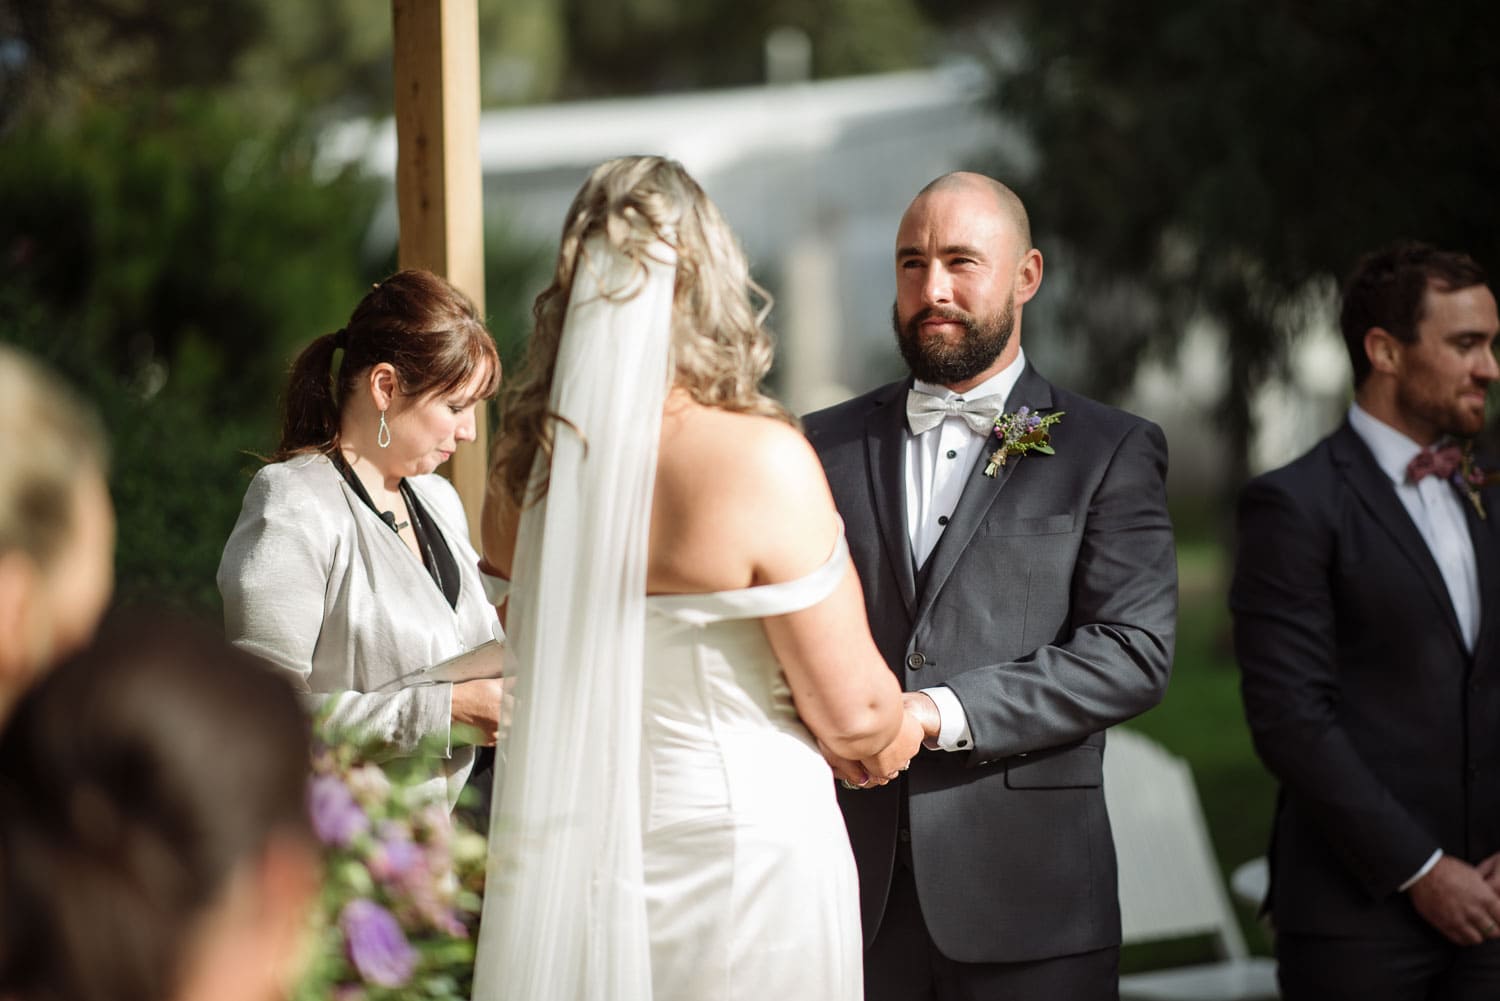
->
[1406,443,1465,484]
[1407,440,1497,519]
[905,390,1006,435]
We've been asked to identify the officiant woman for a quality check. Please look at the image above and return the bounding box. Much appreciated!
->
[218,270,504,808]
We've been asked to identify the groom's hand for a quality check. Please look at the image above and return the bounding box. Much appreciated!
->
[902,692,943,749]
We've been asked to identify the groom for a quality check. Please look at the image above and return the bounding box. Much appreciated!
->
[804,172,1177,1000]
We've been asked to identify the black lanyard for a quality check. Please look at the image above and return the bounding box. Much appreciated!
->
[333,455,461,610]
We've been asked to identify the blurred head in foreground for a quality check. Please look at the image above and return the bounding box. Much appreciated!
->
[0,345,115,718]
[0,615,318,1001]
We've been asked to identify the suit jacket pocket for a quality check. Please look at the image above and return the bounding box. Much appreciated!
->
[982,513,1076,537]
[1003,744,1102,789]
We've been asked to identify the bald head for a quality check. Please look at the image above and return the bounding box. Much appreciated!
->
[913,172,1031,251]
[892,171,1044,391]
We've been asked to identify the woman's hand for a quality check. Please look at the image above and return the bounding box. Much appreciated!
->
[451,677,513,746]
[817,737,872,788]
[820,709,925,789]
[859,710,925,783]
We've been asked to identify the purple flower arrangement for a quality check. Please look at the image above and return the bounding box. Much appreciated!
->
[294,736,488,1001]
[983,406,1066,477]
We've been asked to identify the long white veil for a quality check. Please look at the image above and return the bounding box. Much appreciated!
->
[473,235,676,1000]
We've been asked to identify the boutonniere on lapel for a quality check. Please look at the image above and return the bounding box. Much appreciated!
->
[1407,441,1500,519]
[983,406,1066,477]
[1454,446,1500,520]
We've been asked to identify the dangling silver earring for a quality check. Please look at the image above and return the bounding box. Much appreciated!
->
[377,410,391,449]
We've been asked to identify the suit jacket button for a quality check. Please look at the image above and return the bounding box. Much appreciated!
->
[907,652,926,669]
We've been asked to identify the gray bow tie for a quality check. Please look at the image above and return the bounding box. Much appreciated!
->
[905,390,1006,435]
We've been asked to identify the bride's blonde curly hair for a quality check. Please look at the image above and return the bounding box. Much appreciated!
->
[490,155,793,507]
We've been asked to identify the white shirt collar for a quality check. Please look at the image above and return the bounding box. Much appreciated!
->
[912,347,1027,408]
[1347,402,1428,487]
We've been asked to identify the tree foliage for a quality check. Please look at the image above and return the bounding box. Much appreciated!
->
[1,0,403,128]
[558,0,935,95]
[0,0,995,610]
[0,0,565,610]
[2,0,962,117]
[991,0,1500,483]
[0,97,380,610]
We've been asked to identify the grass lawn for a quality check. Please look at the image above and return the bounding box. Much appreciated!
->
[1117,536,1279,970]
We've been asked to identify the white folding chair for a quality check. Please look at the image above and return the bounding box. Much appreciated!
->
[1103,727,1279,1001]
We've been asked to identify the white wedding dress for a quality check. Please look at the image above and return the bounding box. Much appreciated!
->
[473,235,861,1000]
[640,534,863,1001]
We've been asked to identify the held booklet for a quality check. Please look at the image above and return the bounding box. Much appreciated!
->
[380,639,506,690]
[420,638,505,684]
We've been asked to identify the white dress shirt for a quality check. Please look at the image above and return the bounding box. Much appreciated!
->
[1347,403,1479,650]
[1347,402,1480,889]
[906,350,1028,752]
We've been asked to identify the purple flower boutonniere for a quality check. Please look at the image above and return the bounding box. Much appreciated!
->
[983,406,1066,477]
[1455,446,1499,520]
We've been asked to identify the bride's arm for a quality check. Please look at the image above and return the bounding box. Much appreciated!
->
[746,429,919,772]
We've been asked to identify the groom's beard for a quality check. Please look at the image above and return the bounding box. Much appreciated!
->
[893,295,1015,386]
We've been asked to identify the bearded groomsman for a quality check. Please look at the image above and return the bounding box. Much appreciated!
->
[1231,242,1500,1000]
[803,172,1177,1001]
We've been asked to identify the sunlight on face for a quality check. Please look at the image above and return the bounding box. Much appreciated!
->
[378,365,495,480]
[1394,283,1500,440]
[37,470,116,666]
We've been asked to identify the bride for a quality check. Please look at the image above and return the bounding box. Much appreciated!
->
[473,155,922,1001]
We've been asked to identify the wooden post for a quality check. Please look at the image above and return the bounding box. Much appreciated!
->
[392,0,488,544]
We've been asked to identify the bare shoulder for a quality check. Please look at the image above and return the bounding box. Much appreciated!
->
[658,407,829,511]
[653,405,840,589]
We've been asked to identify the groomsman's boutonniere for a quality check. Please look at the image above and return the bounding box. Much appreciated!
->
[1455,445,1500,520]
[984,406,1065,477]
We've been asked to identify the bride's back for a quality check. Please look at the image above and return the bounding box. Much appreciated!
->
[481,155,842,599]
[648,392,842,598]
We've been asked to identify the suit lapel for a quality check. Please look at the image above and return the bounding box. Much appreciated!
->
[1462,479,1499,663]
[912,365,1055,627]
[1330,423,1466,646]
[864,379,918,618]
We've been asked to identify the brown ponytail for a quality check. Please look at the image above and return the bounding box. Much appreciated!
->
[274,329,345,461]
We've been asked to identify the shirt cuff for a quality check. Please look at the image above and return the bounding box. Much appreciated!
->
[919,685,973,752]
[478,563,511,605]
[1399,849,1443,892]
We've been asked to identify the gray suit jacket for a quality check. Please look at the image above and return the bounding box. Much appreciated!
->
[804,363,1177,963]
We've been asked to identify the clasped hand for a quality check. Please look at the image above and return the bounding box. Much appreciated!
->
[1412,853,1500,946]
[821,692,940,789]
